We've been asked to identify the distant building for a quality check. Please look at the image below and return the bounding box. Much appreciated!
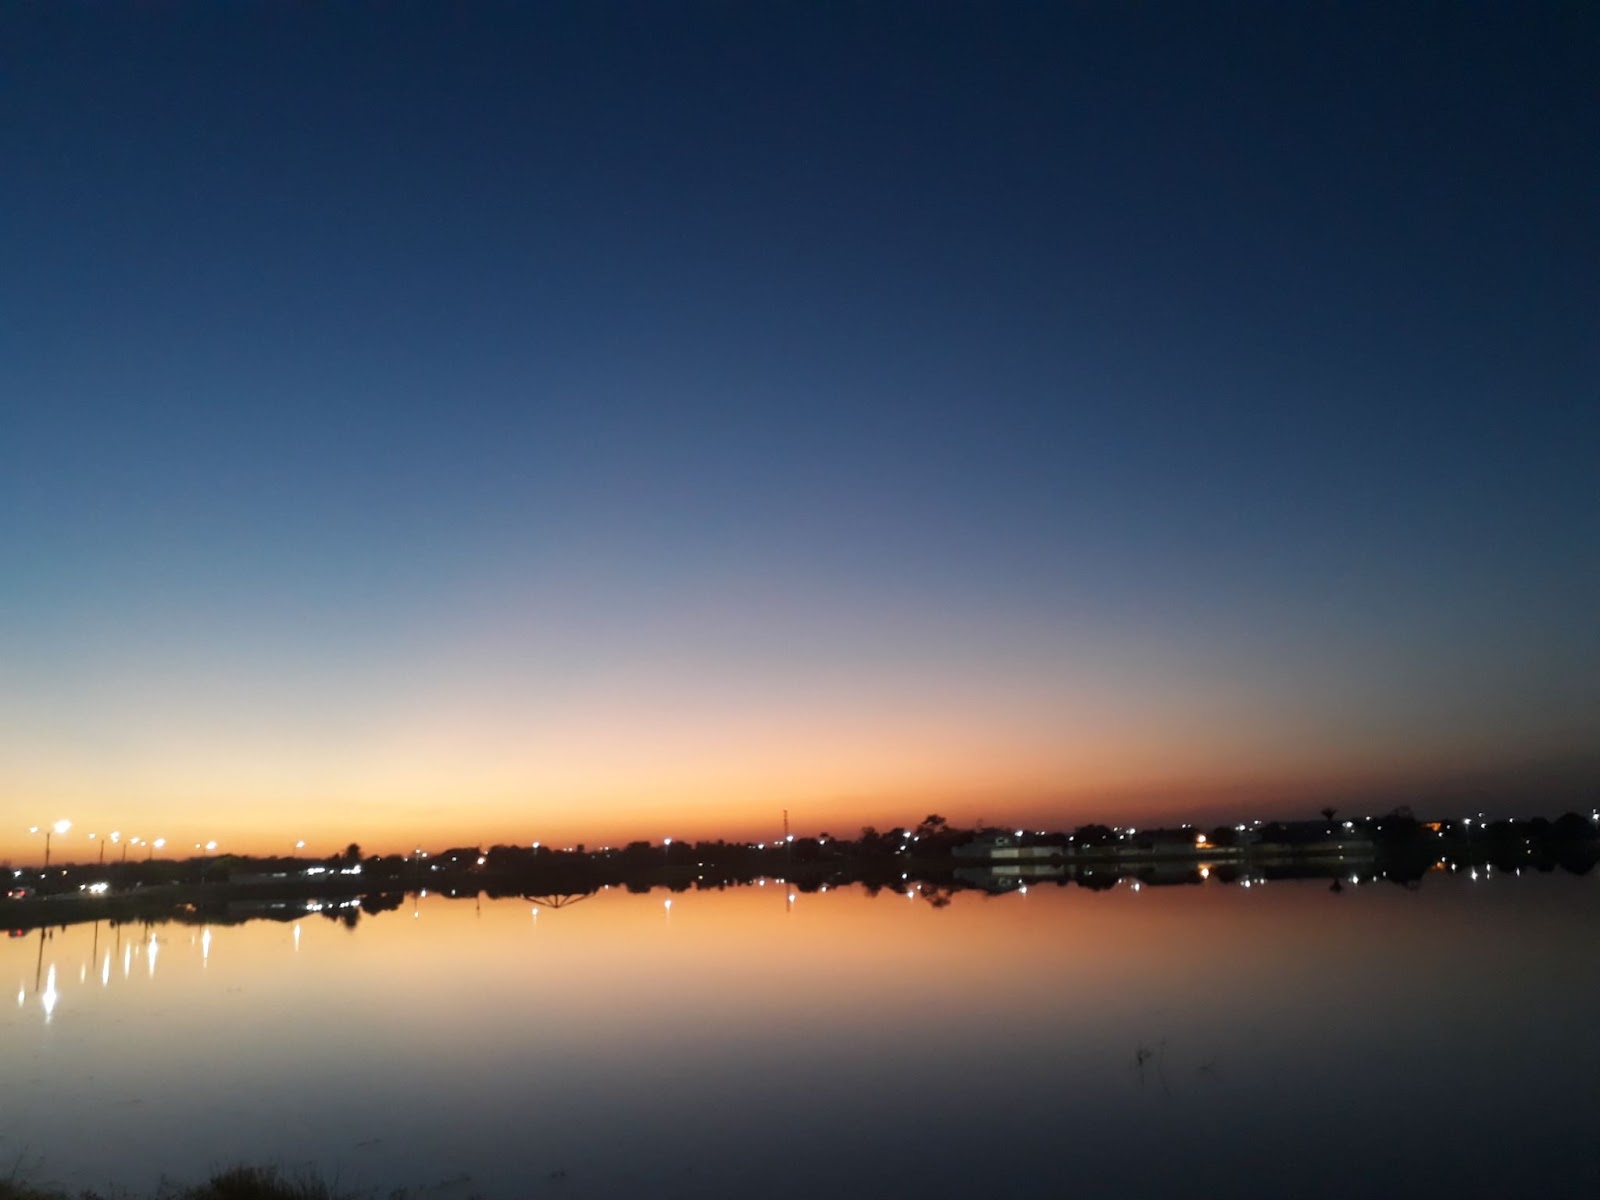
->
[953,831,1061,862]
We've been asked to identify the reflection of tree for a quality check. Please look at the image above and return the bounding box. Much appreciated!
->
[526,892,595,909]
[361,892,403,916]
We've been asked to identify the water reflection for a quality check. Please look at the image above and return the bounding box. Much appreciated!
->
[3,875,1597,1200]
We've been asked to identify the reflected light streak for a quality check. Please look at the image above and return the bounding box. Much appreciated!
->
[201,928,212,963]
[123,944,132,978]
[101,950,110,987]
[41,964,57,1021]
[293,923,302,951]
[148,933,159,977]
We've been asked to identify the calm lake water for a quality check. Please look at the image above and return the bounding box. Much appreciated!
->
[5,872,1599,1199]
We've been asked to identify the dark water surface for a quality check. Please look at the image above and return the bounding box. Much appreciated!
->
[5,872,1598,1198]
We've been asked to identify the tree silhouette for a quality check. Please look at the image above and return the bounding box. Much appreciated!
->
[344,842,362,864]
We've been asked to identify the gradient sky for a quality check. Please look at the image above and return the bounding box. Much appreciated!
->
[4,3,1597,861]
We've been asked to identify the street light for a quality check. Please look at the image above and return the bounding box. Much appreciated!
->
[150,838,165,861]
[31,819,72,869]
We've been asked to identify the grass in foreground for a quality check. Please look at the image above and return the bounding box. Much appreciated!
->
[2,1166,357,1200]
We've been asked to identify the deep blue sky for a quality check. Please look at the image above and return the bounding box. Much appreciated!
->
[3,3,1597,853]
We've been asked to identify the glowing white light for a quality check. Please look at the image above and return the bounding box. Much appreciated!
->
[123,945,132,978]
[664,899,672,910]
[148,934,159,977]
[296,840,306,849]
[201,928,212,962]
[42,965,58,1020]
[17,987,25,1007]
[54,819,72,836]
[101,951,110,986]
[294,924,302,950]
[204,840,218,851]
[1199,866,1210,880]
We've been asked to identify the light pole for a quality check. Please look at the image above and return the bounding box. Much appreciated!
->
[31,819,72,869]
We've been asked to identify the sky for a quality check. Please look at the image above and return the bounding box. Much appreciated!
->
[3,3,1597,862]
